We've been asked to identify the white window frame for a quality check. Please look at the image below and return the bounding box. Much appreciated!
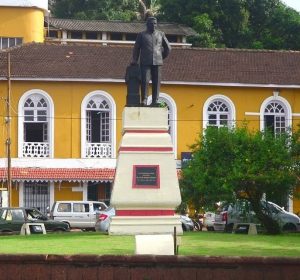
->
[260,96,292,211]
[146,93,178,158]
[260,96,292,132]
[81,90,116,158]
[0,37,23,50]
[203,94,236,129]
[18,89,54,158]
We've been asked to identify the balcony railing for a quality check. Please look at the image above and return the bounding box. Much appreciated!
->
[86,143,112,158]
[23,142,50,158]
[22,142,111,158]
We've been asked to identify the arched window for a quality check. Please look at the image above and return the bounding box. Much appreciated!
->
[203,95,235,129]
[81,91,116,158]
[260,96,292,134]
[264,102,286,134]
[146,93,177,158]
[18,90,54,158]
[86,98,110,143]
[260,97,291,134]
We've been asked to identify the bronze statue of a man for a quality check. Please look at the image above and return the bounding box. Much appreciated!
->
[131,17,171,106]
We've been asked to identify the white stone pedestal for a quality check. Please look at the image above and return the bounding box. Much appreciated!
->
[135,235,175,255]
[109,107,182,235]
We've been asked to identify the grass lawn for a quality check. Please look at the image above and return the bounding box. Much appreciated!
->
[0,231,299,257]
[179,231,300,257]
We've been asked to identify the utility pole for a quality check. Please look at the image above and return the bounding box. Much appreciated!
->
[6,51,12,207]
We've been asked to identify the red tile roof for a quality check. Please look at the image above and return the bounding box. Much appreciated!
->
[1,43,300,86]
[0,168,115,182]
[0,167,181,182]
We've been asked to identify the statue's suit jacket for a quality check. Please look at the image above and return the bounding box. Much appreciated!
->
[132,30,171,66]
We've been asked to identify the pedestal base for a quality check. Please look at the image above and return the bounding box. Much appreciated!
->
[135,235,175,255]
[109,215,183,235]
[110,107,182,236]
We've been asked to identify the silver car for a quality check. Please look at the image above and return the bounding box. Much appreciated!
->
[180,215,194,231]
[95,206,115,232]
[214,200,300,232]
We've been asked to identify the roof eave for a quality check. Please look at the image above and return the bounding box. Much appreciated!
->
[1,77,299,88]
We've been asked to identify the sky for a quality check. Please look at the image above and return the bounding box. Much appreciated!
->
[282,0,300,12]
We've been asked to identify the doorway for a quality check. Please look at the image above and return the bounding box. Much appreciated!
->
[87,181,112,206]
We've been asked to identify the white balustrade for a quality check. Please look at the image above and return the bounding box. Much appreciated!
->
[86,143,112,158]
[23,142,50,158]
[22,142,111,158]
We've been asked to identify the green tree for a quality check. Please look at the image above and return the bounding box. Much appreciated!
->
[158,0,225,47]
[51,0,300,49]
[52,0,139,21]
[216,0,250,48]
[158,0,300,49]
[51,0,160,21]
[188,14,222,47]
[245,0,300,50]
[263,4,300,50]
[158,0,211,25]
[181,126,299,234]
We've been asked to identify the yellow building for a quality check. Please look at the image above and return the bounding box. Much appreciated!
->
[0,0,300,215]
[0,0,47,48]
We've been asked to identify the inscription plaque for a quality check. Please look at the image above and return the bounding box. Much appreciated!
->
[133,165,160,188]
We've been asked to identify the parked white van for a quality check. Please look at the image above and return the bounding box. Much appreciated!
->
[50,201,107,230]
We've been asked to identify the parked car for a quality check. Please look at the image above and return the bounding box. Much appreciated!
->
[203,212,215,231]
[50,200,107,230]
[203,211,225,231]
[95,207,194,232]
[95,206,115,232]
[180,215,194,231]
[0,207,70,234]
[214,200,300,233]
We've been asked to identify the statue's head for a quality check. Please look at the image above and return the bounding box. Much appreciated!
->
[146,17,157,33]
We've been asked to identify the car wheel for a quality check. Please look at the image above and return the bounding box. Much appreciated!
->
[182,224,187,231]
[282,223,297,233]
[62,222,71,229]
[206,226,214,231]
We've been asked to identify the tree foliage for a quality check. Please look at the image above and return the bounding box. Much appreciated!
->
[51,0,161,21]
[51,0,139,21]
[188,14,222,48]
[50,0,300,49]
[180,126,300,234]
[158,0,300,50]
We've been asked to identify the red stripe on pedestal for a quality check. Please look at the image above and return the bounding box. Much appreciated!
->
[119,147,173,152]
[116,210,175,216]
[124,130,168,134]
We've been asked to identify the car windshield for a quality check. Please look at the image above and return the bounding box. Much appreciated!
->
[261,201,281,214]
[104,206,114,212]
[268,202,284,213]
[26,209,45,220]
